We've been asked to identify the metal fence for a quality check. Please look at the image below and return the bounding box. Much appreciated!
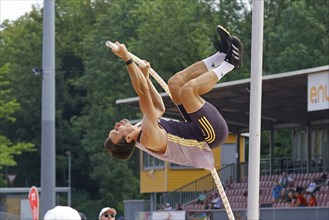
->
[125,207,329,220]
[0,212,29,220]
[239,157,329,179]
[160,164,235,207]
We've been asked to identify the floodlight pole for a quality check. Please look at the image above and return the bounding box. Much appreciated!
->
[247,0,264,220]
[40,0,56,217]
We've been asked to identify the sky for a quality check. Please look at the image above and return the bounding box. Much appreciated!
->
[0,0,43,24]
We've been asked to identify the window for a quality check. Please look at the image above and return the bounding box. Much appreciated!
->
[169,163,195,169]
[142,152,164,170]
[292,128,307,161]
[311,127,329,161]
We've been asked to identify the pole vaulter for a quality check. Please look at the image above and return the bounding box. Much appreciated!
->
[105,25,243,220]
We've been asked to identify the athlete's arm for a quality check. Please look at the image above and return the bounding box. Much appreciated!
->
[111,42,149,98]
[112,42,167,152]
[111,42,159,121]
[139,61,165,118]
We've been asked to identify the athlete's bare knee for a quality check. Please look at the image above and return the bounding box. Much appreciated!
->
[168,76,176,90]
[179,80,197,100]
[168,72,184,90]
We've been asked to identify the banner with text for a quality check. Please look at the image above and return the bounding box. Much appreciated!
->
[135,211,186,220]
[308,72,329,111]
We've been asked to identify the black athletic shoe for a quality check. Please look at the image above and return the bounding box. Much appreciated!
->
[216,25,232,54]
[224,36,243,69]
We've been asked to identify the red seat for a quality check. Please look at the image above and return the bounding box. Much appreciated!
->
[260,195,266,204]
[236,189,242,196]
[266,181,271,188]
[291,173,297,180]
[302,180,309,188]
[319,185,326,193]
[317,193,324,202]
[227,189,233,196]
[295,180,303,188]
[263,175,269,181]
[317,200,326,207]
[237,203,244,209]
[314,173,322,179]
[260,181,265,188]
[231,182,238,189]
[310,173,316,180]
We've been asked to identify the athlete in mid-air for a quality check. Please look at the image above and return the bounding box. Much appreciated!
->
[104,25,242,170]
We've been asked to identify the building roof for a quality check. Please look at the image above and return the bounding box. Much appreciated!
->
[116,65,329,133]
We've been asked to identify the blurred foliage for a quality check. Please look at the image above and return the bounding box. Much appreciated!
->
[0,64,35,186]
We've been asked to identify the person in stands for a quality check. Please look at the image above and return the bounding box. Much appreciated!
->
[308,193,317,207]
[293,190,307,207]
[278,172,293,188]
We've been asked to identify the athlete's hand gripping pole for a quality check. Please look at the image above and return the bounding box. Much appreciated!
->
[106,40,234,220]
[106,41,171,99]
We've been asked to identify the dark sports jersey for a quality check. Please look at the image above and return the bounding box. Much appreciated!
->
[158,118,205,142]
[135,102,228,170]
[135,118,215,170]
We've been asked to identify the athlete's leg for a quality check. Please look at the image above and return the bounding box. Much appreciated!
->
[168,61,206,121]
[168,25,232,105]
[179,36,243,113]
[168,61,207,105]
[176,33,242,147]
[179,70,217,112]
[178,69,229,148]
[177,61,236,148]
[169,56,227,122]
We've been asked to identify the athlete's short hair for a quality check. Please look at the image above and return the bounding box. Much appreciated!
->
[104,136,135,160]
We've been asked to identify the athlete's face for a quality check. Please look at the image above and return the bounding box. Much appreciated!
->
[108,119,133,143]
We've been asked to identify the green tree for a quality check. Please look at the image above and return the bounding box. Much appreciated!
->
[72,1,143,215]
[0,5,43,186]
[0,64,35,186]
[264,0,329,73]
